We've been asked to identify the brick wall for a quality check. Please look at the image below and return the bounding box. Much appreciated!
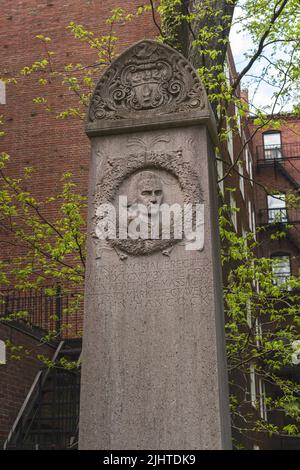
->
[0,323,54,446]
[250,117,300,273]
[0,2,157,446]
[250,117,300,156]
[0,2,258,251]
[0,0,158,263]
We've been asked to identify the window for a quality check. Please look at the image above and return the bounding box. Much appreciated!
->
[0,80,5,105]
[216,150,224,196]
[230,192,237,231]
[235,103,242,134]
[252,204,256,239]
[267,194,287,223]
[250,363,257,407]
[224,59,231,85]
[0,340,6,365]
[258,378,267,421]
[239,163,244,199]
[227,121,234,162]
[249,152,253,185]
[244,144,253,184]
[272,254,291,286]
[248,200,253,232]
[263,132,282,160]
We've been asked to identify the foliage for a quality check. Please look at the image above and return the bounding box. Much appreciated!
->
[221,204,300,442]
[0,158,86,290]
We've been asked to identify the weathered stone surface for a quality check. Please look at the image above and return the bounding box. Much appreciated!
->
[88,40,207,123]
[79,40,231,450]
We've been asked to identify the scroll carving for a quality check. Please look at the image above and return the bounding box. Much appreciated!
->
[89,40,207,122]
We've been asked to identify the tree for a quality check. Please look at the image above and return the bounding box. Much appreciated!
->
[221,203,300,446]
[1,0,300,448]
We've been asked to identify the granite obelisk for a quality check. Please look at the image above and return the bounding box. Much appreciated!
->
[79,40,231,449]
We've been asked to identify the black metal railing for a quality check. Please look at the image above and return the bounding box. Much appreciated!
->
[0,288,83,339]
[259,208,300,225]
[16,366,81,450]
[257,142,300,163]
[4,339,81,450]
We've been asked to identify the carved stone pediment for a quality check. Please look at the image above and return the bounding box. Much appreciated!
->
[88,40,207,122]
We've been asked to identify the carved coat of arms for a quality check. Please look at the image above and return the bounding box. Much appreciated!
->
[88,40,207,121]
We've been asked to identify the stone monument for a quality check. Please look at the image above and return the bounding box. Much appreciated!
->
[79,40,231,449]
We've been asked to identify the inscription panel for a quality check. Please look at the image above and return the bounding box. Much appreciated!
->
[94,258,213,311]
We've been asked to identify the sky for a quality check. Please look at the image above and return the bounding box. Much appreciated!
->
[229,6,292,114]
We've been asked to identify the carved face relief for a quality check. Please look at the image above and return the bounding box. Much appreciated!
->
[123,62,171,110]
[134,171,164,212]
[133,82,161,109]
[94,150,203,256]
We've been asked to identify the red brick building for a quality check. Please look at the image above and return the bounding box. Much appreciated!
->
[250,116,300,270]
[0,0,158,449]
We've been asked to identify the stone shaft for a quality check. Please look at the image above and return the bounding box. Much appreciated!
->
[79,40,231,450]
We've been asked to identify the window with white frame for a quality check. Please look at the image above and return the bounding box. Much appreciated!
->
[249,152,253,184]
[239,162,244,199]
[0,80,5,105]
[0,340,6,365]
[258,378,267,421]
[271,254,291,286]
[244,144,253,184]
[263,132,282,160]
[267,194,287,223]
[252,204,256,239]
[245,143,249,169]
[227,120,234,162]
[230,192,237,231]
[216,150,224,196]
[248,200,253,232]
[235,102,242,135]
[224,58,231,85]
[250,362,257,408]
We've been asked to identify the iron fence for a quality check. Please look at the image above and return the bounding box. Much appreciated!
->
[256,142,300,163]
[258,208,300,225]
[17,366,81,450]
[0,288,83,339]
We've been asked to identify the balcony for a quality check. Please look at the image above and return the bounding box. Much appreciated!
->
[0,289,83,339]
[258,207,300,226]
[257,142,300,164]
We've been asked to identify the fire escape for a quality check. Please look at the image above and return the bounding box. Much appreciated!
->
[256,142,300,251]
[1,289,82,450]
[256,142,300,450]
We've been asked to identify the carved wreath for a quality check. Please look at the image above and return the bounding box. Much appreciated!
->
[94,151,203,256]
